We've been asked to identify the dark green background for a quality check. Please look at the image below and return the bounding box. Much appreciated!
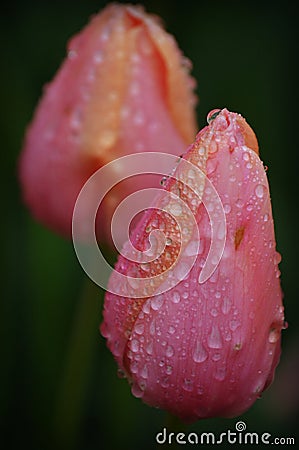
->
[1,0,298,449]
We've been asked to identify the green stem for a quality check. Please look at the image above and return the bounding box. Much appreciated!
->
[52,278,102,449]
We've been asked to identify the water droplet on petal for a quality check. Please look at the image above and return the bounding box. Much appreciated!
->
[207,325,222,349]
[151,295,164,311]
[166,345,174,358]
[171,291,181,304]
[269,327,280,343]
[229,319,241,331]
[255,184,266,198]
[214,366,226,381]
[183,378,194,392]
[223,204,231,214]
[221,297,232,315]
[207,109,221,124]
[130,339,139,353]
[166,237,172,246]
[274,252,282,265]
[193,340,208,363]
[131,382,145,398]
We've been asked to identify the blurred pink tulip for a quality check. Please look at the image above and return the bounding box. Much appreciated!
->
[101,108,285,421]
[19,4,197,243]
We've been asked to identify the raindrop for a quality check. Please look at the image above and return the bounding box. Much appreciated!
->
[255,184,266,198]
[274,252,282,265]
[198,146,205,156]
[214,366,226,381]
[171,291,181,304]
[146,341,153,355]
[168,325,176,335]
[210,308,218,317]
[221,297,232,315]
[193,340,208,363]
[235,198,244,208]
[151,295,164,311]
[135,323,145,335]
[166,365,173,375]
[223,204,231,214]
[268,327,280,343]
[68,49,77,59]
[207,109,221,124]
[207,325,222,349]
[212,353,221,361]
[183,378,194,392]
[263,213,269,222]
[242,152,250,161]
[140,365,148,379]
[209,141,218,155]
[166,237,172,246]
[131,382,145,398]
[229,319,241,331]
[130,339,139,353]
[166,345,174,358]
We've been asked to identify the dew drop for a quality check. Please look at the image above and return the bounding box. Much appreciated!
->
[214,366,226,381]
[268,327,280,343]
[135,323,144,335]
[274,252,282,265]
[166,365,173,375]
[131,382,145,398]
[168,325,176,335]
[255,184,266,198]
[171,291,181,304]
[242,152,250,161]
[183,378,194,392]
[193,340,208,363]
[223,203,231,214]
[146,341,153,355]
[207,325,222,349]
[140,365,148,379]
[221,297,232,315]
[68,49,77,59]
[235,198,244,208]
[166,345,174,358]
[198,146,205,156]
[229,319,241,331]
[130,339,139,353]
[166,237,172,246]
[210,308,218,317]
[209,140,218,154]
[207,109,221,124]
[263,213,269,222]
[151,295,164,311]
[212,352,221,361]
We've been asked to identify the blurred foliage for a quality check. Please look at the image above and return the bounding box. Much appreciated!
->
[1,0,298,449]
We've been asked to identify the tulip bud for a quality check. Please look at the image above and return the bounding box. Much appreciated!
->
[101,108,285,421]
[19,4,197,243]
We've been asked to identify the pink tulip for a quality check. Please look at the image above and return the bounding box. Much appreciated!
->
[19,4,197,243]
[101,108,285,422]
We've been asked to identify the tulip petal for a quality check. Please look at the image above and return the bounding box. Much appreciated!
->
[19,4,197,242]
[101,108,284,421]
